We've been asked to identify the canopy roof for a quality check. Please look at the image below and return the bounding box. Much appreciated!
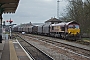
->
[0,0,19,14]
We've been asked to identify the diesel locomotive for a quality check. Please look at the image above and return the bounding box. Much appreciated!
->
[50,21,80,40]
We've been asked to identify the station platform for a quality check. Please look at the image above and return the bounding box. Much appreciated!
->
[0,39,33,60]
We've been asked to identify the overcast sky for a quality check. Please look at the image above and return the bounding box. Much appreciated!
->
[3,0,68,25]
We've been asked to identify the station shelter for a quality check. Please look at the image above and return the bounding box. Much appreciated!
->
[0,0,19,43]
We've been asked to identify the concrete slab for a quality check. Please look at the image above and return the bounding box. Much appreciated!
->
[1,40,10,60]
[0,40,5,59]
[0,40,5,50]
[0,52,2,59]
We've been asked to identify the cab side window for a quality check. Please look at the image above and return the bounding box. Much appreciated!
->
[61,27,65,31]
[68,25,73,28]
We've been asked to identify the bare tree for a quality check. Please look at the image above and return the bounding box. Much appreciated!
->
[65,0,90,34]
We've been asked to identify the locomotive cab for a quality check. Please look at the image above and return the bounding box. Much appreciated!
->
[66,21,80,40]
[68,24,80,35]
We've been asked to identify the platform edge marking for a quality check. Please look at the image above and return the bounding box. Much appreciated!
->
[16,39,33,60]
[9,40,18,60]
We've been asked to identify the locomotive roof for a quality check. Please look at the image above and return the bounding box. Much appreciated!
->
[66,21,79,25]
[51,21,79,26]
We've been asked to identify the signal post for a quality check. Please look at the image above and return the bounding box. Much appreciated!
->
[6,19,13,39]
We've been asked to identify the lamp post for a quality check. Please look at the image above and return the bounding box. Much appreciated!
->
[57,0,60,19]
[57,0,63,20]
[6,18,13,39]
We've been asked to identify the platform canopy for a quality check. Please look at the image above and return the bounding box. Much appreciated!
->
[0,0,19,14]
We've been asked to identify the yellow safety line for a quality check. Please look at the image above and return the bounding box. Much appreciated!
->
[9,40,18,60]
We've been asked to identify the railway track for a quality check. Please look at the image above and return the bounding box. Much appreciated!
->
[16,35,53,60]
[13,32,90,60]
[19,34,90,60]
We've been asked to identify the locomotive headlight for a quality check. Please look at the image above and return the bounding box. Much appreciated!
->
[69,32,71,34]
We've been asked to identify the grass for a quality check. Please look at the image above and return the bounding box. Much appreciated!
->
[82,38,90,42]
[76,38,90,45]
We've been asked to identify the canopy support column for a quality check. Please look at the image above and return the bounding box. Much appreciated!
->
[0,14,2,43]
[0,4,4,43]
